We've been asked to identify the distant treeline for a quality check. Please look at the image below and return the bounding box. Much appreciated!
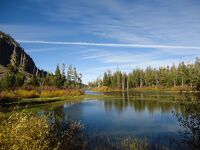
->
[89,58,200,91]
[0,49,83,90]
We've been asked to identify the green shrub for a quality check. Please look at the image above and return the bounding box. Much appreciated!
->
[0,111,50,150]
[0,110,87,150]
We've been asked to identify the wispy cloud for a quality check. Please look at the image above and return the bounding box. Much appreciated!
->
[26,47,67,53]
[17,40,200,50]
[42,0,200,46]
[2,0,200,83]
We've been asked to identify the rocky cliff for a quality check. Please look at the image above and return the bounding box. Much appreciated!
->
[0,31,46,76]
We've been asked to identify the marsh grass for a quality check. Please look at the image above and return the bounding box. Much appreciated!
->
[41,89,83,97]
[0,89,84,104]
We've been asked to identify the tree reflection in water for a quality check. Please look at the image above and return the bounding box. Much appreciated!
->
[103,92,187,114]
[38,92,200,149]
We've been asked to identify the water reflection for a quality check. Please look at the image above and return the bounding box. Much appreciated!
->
[102,91,191,115]
[38,92,200,149]
[103,98,185,115]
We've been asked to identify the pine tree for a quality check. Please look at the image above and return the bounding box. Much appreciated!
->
[67,65,74,86]
[54,65,62,88]
[61,64,66,86]
[103,72,108,86]
[78,73,82,88]
[74,67,78,87]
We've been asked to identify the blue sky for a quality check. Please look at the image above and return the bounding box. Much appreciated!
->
[1,0,200,83]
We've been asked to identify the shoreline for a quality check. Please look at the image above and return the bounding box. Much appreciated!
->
[91,86,200,93]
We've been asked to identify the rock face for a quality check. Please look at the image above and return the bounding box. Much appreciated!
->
[0,31,45,76]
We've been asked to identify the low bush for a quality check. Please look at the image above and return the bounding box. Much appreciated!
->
[0,110,87,150]
[0,111,50,150]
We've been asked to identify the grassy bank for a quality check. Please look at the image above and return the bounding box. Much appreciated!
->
[92,86,198,93]
[0,88,84,104]
[92,86,122,92]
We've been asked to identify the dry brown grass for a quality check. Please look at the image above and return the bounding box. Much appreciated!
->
[40,89,84,97]
[0,91,16,101]
[17,89,40,98]
[92,85,196,93]
[92,86,121,92]
[0,90,40,102]
[134,85,195,93]
[0,89,84,103]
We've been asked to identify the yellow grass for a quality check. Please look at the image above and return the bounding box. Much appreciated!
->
[133,85,195,93]
[0,111,50,150]
[17,89,40,98]
[40,89,84,97]
[92,86,121,92]
[92,85,196,93]
[0,91,16,100]
[0,89,84,102]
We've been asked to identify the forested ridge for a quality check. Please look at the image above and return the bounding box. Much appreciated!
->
[0,48,83,89]
[0,31,45,75]
[89,58,200,91]
[0,31,83,90]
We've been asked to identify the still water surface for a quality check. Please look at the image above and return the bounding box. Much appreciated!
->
[39,91,197,149]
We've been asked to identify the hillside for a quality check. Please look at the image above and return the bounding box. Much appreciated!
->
[0,65,6,79]
[0,31,46,76]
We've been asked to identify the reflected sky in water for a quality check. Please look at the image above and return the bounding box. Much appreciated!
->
[39,91,199,148]
[63,99,183,137]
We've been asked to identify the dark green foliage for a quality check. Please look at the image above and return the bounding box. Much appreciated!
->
[0,31,83,89]
[0,73,15,89]
[90,58,200,91]
[66,65,83,88]
[54,65,63,88]
[15,73,25,87]
[0,63,83,89]
[25,75,40,87]
[43,73,54,86]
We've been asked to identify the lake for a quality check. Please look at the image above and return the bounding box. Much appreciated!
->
[38,91,198,149]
